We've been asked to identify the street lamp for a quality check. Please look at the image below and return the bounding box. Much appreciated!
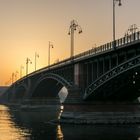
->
[48,41,53,66]
[20,65,24,78]
[125,24,139,36]
[12,73,15,84]
[15,71,19,81]
[26,58,32,75]
[68,20,82,57]
[113,0,122,49]
[35,52,39,71]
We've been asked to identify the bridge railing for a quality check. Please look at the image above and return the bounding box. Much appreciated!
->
[73,32,140,62]
[14,31,140,84]
[116,32,140,47]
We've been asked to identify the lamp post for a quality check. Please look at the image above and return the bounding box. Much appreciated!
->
[20,65,24,78]
[26,58,32,76]
[113,0,122,49]
[12,73,15,84]
[35,52,39,71]
[15,71,19,81]
[48,41,53,66]
[68,20,82,57]
[125,24,139,36]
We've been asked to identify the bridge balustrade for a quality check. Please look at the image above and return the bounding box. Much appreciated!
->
[104,44,107,51]
[115,32,140,48]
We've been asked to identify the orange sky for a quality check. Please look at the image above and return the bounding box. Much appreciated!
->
[0,0,140,86]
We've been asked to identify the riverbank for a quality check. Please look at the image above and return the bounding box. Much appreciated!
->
[60,111,140,124]
[59,103,140,124]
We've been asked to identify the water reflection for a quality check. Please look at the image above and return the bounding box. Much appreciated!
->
[0,105,30,140]
[7,105,64,140]
[56,125,63,140]
[1,104,140,140]
[61,124,140,140]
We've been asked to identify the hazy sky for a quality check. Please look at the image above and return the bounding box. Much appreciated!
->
[0,0,140,85]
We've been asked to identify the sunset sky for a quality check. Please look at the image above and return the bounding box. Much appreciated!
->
[0,0,140,86]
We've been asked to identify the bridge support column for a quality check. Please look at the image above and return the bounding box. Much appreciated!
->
[74,63,85,89]
[74,63,80,86]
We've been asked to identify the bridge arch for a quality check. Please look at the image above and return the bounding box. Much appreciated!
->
[14,84,27,100]
[6,83,28,102]
[31,73,72,99]
[84,55,140,101]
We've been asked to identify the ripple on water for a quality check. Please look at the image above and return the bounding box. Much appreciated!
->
[0,105,30,140]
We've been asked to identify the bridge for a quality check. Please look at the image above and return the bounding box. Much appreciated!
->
[2,31,140,105]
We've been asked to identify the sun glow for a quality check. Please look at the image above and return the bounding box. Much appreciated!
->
[0,105,30,140]
[0,0,140,85]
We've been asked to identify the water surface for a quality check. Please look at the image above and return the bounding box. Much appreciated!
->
[0,105,140,140]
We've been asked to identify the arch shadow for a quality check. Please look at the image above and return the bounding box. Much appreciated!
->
[31,73,72,99]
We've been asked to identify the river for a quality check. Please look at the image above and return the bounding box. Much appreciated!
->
[0,104,140,140]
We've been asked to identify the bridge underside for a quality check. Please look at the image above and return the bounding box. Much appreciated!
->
[85,67,140,101]
[31,78,63,98]
[14,86,26,100]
